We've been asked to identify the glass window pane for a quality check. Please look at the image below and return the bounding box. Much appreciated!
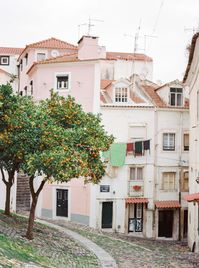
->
[137,168,143,180]
[130,167,136,180]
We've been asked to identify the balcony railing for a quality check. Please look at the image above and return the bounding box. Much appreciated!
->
[128,180,144,197]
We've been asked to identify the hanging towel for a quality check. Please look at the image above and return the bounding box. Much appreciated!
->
[144,140,150,150]
[110,143,127,167]
[135,141,143,155]
[126,143,134,154]
[102,150,110,161]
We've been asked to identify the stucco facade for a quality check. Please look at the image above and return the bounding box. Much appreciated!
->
[183,32,199,252]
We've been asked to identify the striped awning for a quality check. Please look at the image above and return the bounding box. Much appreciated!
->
[154,200,181,209]
[184,193,199,202]
[125,198,149,204]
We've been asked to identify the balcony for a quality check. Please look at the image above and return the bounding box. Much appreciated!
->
[128,180,144,197]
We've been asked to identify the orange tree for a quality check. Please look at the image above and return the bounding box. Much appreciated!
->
[0,84,39,216]
[23,92,114,240]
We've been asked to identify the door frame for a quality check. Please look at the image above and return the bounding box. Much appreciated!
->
[52,185,71,220]
[157,209,174,238]
[99,200,116,230]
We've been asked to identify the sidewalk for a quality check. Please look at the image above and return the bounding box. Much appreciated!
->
[37,219,118,268]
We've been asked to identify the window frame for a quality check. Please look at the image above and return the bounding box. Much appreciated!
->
[0,55,10,66]
[54,72,71,91]
[182,171,189,192]
[162,172,176,191]
[114,87,129,103]
[163,133,175,151]
[183,133,189,151]
[129,166,144,181]
[169,87,183,107]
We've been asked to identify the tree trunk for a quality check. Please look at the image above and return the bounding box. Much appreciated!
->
[26,176,46,240]
[26,196,38,240]
[1,168,15,216]
[4,182,12,216]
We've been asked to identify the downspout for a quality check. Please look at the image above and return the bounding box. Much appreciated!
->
[178,111,183,241]
[153,107,158,237]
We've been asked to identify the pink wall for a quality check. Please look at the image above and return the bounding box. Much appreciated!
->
[30,62,97,112]
[68,179,91,216]
[19,47,76,92]
[42,184,53,210]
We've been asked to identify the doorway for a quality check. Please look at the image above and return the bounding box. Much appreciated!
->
[56,189,68,217]
[101,202,113,228]
[183,209,188,238]
[128,203,143,232]
[158,210,173,238]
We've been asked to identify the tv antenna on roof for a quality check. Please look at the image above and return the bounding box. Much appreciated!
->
[78,17,103,39]
[124,19,142,53]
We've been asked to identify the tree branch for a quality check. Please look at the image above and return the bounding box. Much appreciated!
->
[0,167,8,185]
[36,180,46,196]
[29,175,35,198]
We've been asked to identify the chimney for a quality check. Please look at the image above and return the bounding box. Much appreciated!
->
[78,36,106,60]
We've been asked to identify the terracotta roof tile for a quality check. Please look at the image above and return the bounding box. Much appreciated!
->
[125,198,149,204]
[101,79,114,90]
[184,193,199,202]
[106,52,152,62]
[100,93,107,103]
[0,68,11,76]
[142,85,166,108]
[183,32,199,82]
[0,47,23,55]
[27,37,77,50]
[26,53,79,74]
[154,200,181,208]
[130,91,145,103]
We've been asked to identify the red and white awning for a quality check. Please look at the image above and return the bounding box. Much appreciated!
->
[184,193,199,202]
[125,198,149,204]
[154,200,181,209]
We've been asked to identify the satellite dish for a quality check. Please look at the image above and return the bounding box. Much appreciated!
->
[51,50,59,58]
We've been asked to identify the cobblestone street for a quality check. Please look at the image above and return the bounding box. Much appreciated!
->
[52,220,199,268]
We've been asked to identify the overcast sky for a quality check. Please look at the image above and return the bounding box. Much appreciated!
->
[0,0,198,83]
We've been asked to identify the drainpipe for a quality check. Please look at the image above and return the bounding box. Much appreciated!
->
[178,111,183,241]
[154,107,158,237]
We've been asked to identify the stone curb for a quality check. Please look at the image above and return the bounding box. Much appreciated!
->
[36,219,118,268]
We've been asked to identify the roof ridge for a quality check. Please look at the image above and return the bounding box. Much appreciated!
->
[28,37,76,48]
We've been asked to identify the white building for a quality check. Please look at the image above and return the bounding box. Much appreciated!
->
[0,47,23,91]
[90,75,189,240]
[183,32,199,252]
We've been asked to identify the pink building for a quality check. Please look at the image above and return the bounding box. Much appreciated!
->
[16,35,153,225]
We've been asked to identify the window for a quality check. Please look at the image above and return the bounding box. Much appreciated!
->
[128,125,146,142]
[25,53,28,65]
[115,87,128,103]
[182,171,189,192]
[162,172,176,190]
[0,56,10,65]
[20,59,23,71]
[130,167,143,180]
[183,133,189,151]
[56,75,69,90]
[37,53,46,61]
[24,86,27,96]
[30,81,33,95]
[163,133,175,151]
[170,87,183,106]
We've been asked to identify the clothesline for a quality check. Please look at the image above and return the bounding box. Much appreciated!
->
[102,140,151,167]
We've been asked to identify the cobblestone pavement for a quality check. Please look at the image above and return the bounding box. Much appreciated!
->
[50,220,199,268]
[0,213,99,268]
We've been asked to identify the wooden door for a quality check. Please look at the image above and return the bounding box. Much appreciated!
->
[56,189,68,217]
[102,202,113,228]
[158,210,173,238]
